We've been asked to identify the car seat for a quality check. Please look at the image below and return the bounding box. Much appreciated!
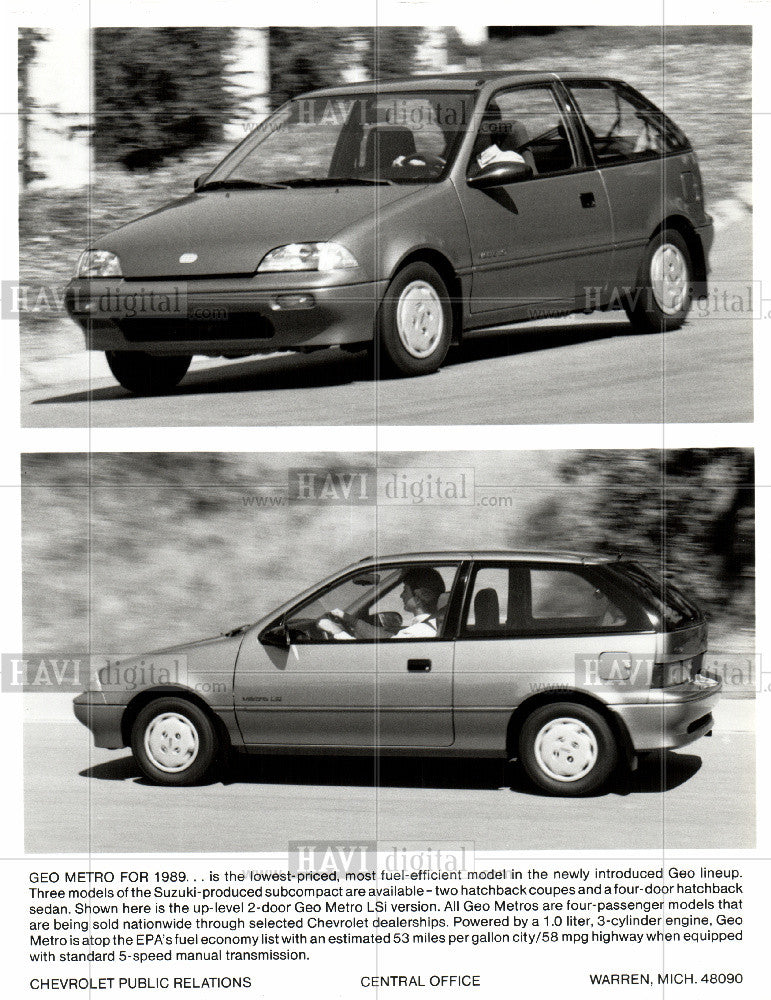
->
[474,588,501,631]
[363,125,417,175]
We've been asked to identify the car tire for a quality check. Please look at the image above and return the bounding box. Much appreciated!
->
[375,263,453,376]
[131,697,219,786]
[518,702,617,796]
[624,229,693,333]
[105,351,192,395]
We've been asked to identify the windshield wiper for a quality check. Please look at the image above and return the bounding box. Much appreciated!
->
[197,178,288,192]
[276,176,394,187]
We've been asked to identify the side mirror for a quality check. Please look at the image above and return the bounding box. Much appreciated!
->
[260,621,290,649]
[467,159,533,190]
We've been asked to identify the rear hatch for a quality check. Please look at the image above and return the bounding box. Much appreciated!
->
[610,562,709,685]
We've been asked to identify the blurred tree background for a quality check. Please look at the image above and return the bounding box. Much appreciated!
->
[22,451,753,657]
[523,450,754,637]
[18,28,45,186]
[93,28,239,168]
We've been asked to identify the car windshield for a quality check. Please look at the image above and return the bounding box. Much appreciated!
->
[203,90,476,187]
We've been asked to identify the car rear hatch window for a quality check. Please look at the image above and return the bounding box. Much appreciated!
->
[609,561,703,630]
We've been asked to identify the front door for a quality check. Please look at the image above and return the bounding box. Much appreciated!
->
[233,562,460,748]
[455,84,614,321]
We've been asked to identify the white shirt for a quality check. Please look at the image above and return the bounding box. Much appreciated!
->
[393,613,438,639]
[327,613,438,641]
[477,144,526,170]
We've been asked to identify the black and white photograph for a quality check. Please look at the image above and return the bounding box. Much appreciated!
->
[21,450,754,853]
[3,5,767,998]
[18,25,752,426]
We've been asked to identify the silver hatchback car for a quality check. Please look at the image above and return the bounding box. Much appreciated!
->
[73,550,721,795]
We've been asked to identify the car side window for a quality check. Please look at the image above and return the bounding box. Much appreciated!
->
[470,86,576,177]
[529,569,627,632]
[285,563,459,642]
[460,563,629,638]
[568,82,687,165]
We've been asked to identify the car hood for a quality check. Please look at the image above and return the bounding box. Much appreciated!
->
[95,186,417,279]
[98,631,244,696]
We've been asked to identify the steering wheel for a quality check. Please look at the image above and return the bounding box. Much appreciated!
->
[315,611,351,639]
[287,618,332,642]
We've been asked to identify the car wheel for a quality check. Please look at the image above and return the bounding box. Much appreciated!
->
[131,698,219,786]
[376,263,452,376]
[625,229,693,333]
[105,351,192,395]
[518,702,617,796]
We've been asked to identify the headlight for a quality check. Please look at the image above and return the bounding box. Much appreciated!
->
[76,250,122,278]
[257,243,358,273]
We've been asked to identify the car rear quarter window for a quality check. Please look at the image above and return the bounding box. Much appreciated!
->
[567,81,689,165]
[529,568,628,631]
[610,562,702,630]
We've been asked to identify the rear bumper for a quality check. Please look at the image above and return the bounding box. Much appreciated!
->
[610,675,721,752]
[73,692,125,749]
[64,275,387,356]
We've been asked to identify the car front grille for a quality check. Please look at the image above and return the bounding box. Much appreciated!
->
[118,315,275,342]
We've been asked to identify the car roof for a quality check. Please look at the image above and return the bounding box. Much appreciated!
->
[353,550,619,566]
[298,70,611,99]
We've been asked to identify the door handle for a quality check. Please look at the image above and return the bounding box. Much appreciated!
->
[408,659,431,672]
[580,191,596,208]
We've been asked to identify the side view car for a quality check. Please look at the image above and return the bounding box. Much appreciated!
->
[64,72,713,394]
[73,551,721,795]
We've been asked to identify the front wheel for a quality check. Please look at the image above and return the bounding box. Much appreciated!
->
[518,702,618,796]
[624,229,693,333]
[375,263,453,376]
[106,351,192,395]
[131,698,219,786]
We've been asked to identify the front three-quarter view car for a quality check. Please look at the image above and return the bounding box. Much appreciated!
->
[73,551,721,795]
[64,71,713,394]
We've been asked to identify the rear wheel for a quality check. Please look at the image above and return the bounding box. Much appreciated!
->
[376,263,453,376]
[625,229,693,333]
[518,702,617,796]
[131,697,219,786]
[106,350,191,395]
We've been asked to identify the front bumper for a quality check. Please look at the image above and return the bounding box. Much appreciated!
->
[64,274,387,356]
[73,692,126,749]
[610,674,721,752]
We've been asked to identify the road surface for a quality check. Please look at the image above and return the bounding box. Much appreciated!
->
[21,220,752,427]
[25,705,753,853]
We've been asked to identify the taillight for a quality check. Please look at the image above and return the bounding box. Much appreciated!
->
[652,658,694,688]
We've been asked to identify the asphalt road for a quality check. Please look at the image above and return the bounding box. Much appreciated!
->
[22,219,752,427]
[25,706,754,853]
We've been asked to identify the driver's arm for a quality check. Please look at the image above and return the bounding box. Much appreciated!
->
[318,616,355,640]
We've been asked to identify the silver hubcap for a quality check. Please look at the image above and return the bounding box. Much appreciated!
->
[650,243,689,315]
[396,281,444,358]
[144,712,199,773]
[534,717,598,783]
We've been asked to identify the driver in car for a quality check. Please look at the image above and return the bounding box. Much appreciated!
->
[319,567,446,640]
